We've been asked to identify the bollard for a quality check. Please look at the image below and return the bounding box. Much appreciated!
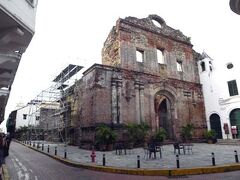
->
[37,142,40,149]
[176,154,180,168]
[30,141,31,146]
[103,154,106,166]
[235,150,239,163]
[42,144,44,151]
[47,145,50,153]
[212,152,215,166]
[137,155,140,168]
[64,149,67,159]
[55,147,57,155]
[33,142,35,147]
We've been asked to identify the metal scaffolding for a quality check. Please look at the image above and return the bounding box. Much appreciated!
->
[27,64,83,143]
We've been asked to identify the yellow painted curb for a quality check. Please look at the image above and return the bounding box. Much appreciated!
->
[18,141,240,176]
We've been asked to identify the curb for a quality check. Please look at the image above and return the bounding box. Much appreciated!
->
[18,141,240,176]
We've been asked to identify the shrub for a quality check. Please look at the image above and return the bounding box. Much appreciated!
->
[95,125,117,146]
[204,130,217,140]
[181,123,194,142]
[126,122,150,144]
[154,127,167,142]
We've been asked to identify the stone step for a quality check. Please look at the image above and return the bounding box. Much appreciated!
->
[217,139,240,145]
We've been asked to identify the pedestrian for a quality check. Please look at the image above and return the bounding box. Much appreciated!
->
[0,133,5,179]
[3,133,11,157]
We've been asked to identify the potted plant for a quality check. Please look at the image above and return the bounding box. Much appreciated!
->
[126,122,150,147]
[154,127,167,144]
[95,125,117,151]
[204,130,217,144]
[181,123,194,142]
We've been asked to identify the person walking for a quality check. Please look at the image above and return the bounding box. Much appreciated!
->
[0,133,6,180]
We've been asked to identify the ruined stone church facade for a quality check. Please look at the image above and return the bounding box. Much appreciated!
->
[74,15,206,144]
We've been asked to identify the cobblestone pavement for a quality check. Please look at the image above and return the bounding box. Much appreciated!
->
[27,141,240,169]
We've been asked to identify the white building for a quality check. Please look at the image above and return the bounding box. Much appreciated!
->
[198,52,240,139]
[15,102,40,129]
[0,0,38,123]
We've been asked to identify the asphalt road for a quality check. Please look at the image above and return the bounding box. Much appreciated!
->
[5,141,240,180]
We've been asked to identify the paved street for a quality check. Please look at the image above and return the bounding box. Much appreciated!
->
[4,141,240,180]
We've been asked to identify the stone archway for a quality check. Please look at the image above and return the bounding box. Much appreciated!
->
[230,108,240,138]
[154,91,175,139]
[209,113,222,139]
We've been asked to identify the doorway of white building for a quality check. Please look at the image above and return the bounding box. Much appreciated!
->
[230,108,240,139]
[210,113,223,139]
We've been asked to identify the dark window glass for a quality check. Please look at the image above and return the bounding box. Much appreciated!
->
[200,61,206,72]
[227,63,233,69]
[23,114,27,120]
[228,80,239,96]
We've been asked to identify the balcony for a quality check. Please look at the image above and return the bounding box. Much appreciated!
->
[0,0,38,123]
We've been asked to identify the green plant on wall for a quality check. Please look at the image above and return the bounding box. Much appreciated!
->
[181,123,194,142]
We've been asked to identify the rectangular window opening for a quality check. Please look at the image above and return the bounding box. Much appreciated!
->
[23,114,27,120]
[136,49,144,62]
[176,60,183,72]
[157,49,165,64]
[228,80,239,96]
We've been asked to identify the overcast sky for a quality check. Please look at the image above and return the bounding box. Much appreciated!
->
[2,0,240,130]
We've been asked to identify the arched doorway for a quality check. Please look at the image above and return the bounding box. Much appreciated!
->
[209,113,222,139]
[155,94,174,139]
[230,108,240,138]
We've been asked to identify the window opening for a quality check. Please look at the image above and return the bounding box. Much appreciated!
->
[176,60,183,72]
[136,50,143,62]
[23,114,27,120]
[228,80,239,96]
[227,63,234,69]
[200,61,206,72]
[152,20,162,28]
[157,49,164,64]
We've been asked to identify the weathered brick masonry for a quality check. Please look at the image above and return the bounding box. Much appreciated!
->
[74,15,206,145]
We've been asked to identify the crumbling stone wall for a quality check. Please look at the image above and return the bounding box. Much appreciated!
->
[74,15,206,145]
[102,14,199,83]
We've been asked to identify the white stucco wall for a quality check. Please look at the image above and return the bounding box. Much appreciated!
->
[15,103,39,129]
[0,0,38,33]
[198,54,240,139]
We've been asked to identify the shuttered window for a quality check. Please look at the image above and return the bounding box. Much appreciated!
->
[228,80,239,96]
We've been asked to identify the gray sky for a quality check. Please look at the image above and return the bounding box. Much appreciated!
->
[2,0,240,130]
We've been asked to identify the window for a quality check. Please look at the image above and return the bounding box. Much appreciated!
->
[200,61,206,72]
[36,116,40,120]
[136,49,144,62]
[228,80,239,96]
[23,114,27,120]
[227,63,234,69]
[176,60,183,72]
[152,19,162,28]
[157,49,164,64]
